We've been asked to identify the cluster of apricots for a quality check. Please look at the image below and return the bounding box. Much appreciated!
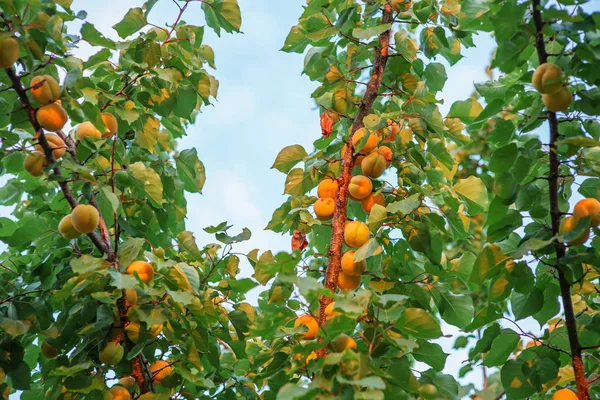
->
[559,197,600,245]
[532,63,573,112]
[58,204,100,239]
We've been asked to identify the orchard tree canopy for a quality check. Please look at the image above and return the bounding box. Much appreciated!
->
[0,0,599,399]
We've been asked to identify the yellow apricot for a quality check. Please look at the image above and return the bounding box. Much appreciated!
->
[383,121,400,143]
[99,342,124,365]
[294,314,318,340]
[117,377,135,389]
[317,178,338,199]
[126,260,154,282]
[559,216,589,246]
[542,87,573,112]
[36,133,65,159]
[341,250,367,276]
[348,175,373,200]
[58,215,81,239]
[36,103,68,132]
[23,151,46,176]
[330,334,357,352]
[30,75,60,104]
[101,113,118,137]
[150,360,172,384]
[361,193,385,213]
[377,146,393,167]
[573,198,600,227]
[324,302,342,318]
[351,128,378,153]
[344,220,370,248]
[110,385,131,400]
[0,38,19,69]
[338,271,361,291]
[41,340,58,358]
[71,204,99,234]
[77,121,102,140]
[551,388,578,400]
[314,197,335,221]
[361,152,387,178]
[532,63,563,94]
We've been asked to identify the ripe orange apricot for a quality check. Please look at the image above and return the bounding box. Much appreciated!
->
[341,250,367,276]
[377,146,393,166]
[551,388,578,400]
[330,334,357,352]
[338,271,361,291]
[344,220,370,248]
[126,260,154,282]
[23,151,46,177]
[317,178,338,199]
[532,63,563,94]
[542,86,573,112]
[0,38,19,68]
[573,198,600,227]
[36,103,68,132]
[383,121,400,143]
[36,133,65,159]
[110,386,131,400]
[101,112,118,137]
[324,302,342,318]
[71,204,99,234]
[294,314,319,340]
[314,197,335,221]
[30,75,60,104]
[58,215,81,239]
[559,216,589,246]
[361,192,385,213]
[150,360,172,384]
[348,175,373,200]
[77,121,102,140]
[351,128,378,153]
[361,152,387,178]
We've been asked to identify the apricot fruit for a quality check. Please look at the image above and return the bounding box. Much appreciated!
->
[0,38,19,69]
[26,40,43,60]
[99,342,124,365]
[126,260,154,282]
[36,133,66,159]
[58,215,81,239]
[41,340,58,358]
[23,151,46,177]
[532,63,563,94]
[559,216,589,246]
[361,192,385,213]
[109,385,131,400]
[361,152,387,178]
[552,388,577,400]
[150,360,172,384]
[348,175,373,200]
[418,383,439,399]
[330,334,357,352]
[324,302,342,318]
[117,377,135,389]
[77,121,102,140]
[383,121,400,143]
[391,0,411,12]
[317,178,338,199]
[573,198,600,227]
[101,113,118,137]
[542,86,573,112]
[344,220,370,248]
[341,250,367,276]
[338,271,361,291]
[30,75,60,104]
[36,103,68,132]
[314,197,335,221]
[124,288,138,305]
[377,146,393,166]
[351,128,378,153]
[71,204,99,234]
[294,314,318,340]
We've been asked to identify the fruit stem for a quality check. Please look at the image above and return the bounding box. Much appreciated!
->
[317,4,394,357]
[531,0,589,398]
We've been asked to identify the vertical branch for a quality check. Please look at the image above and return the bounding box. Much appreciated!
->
[317,3,394,355]
[531,1,589,398]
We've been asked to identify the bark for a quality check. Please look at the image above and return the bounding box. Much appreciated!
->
[531,1,589,398]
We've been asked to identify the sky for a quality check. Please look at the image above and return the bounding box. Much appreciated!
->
[1,0,567,396]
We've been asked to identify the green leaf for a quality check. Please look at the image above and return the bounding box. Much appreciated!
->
[454,176,489,215]
[203,0,242,35]
[271,145,307,174]
[284,168,313,196]
[136,116,159,153]
[437,291,474,329]
[412,340,448,371]
[80,23,116,49]
[470,244,510,284]
[128,162,164,206]
[511,288,543,320]
[134,39,161,68]
[354,238,383,262]
[501,360,536,398]
[113,7,147,39]
[489,143,518,174]
[396,308,442,339]
[387,193,421,215]
[428,139,454,170]
[424,63,447,92]
[352,23,391,40]
[177,231,204,260]
[216,228,252,244]
[175,148,206,193]
[448,98,484,123]
[118,238,145,269]
[482,329,520,367]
